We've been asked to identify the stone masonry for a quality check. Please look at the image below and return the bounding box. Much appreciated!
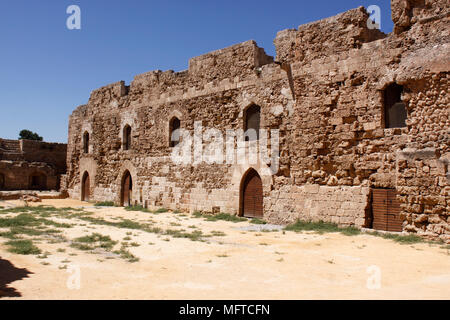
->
[0,138,67,191]
[64,1,449,242]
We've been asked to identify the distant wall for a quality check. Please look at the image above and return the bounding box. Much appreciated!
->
[0,138,67,191]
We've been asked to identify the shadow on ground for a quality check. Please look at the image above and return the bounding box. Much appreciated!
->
[0,257,33,298]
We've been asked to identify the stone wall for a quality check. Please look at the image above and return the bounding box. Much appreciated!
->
[0,138,67,191]
[65,3,449,242]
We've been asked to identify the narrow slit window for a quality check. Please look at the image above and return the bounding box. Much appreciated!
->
[123,125,132,150]
[83,132,89,154]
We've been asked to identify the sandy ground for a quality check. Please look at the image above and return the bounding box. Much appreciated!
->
[0,199,449,300]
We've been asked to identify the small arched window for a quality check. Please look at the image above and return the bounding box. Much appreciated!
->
[169,117,181,147]
[83,131,89,154]
[244,105,261,141]
[123,125,132,150]
[384,83,407,128]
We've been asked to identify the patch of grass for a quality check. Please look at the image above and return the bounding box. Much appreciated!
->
[250,218,267,225]
[129,242,140,247]
[123,236,132,241]
[71,233,117,251]
[170,222,181,227]
[94,201,115,207]
[57,248,66,253]
[216,254,229,258]
[203,213,247,223]
[124,205,150,213]
[41,262,50,266]
[113,246,139,263]
[285,220,360,236]
[210,230,226,237]
[164,229,204,241]
[259,242,269,246]
[5,239,41,255]
[370,232,424,244]
[154,208,168,213]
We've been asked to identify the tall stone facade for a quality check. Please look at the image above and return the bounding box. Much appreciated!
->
[64,1,449,242]
[0,139,67,191]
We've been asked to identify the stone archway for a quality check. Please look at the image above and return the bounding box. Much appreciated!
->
[121,170,133,207]
[81,171,90,201]
[240,168,263,218]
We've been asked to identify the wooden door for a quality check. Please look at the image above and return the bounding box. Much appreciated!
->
[371,189,403,232]
[82,173,90,201]
[242,170,263,218]
[122,172,132,206]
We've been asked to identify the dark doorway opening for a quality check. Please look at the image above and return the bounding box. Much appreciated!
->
[81,172,90,201]
[121,171,132,207]
[29,174,47,190]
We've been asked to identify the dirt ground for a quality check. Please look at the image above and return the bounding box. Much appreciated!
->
[0,199,449,300]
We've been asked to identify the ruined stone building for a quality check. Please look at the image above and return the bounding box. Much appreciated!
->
[64,1,449,242]
[0,138,67,191]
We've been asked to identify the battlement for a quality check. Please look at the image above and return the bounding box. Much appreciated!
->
[274,7,386,63]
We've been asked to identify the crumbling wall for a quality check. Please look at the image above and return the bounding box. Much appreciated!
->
[0,138,67,191]
[66,3,449,242]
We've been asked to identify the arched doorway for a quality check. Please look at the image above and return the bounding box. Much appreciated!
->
[121,170,132,206]
[240,169,263,218]
[81,172,90,201]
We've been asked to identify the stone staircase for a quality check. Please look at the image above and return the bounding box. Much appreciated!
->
[0,139,23,161]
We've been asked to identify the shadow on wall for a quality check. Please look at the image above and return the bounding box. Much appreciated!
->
[0,257,33,298]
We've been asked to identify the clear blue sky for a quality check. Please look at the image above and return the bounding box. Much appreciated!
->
[0,0,393,143]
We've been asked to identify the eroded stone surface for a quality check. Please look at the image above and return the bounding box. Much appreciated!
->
[64,2,450,242]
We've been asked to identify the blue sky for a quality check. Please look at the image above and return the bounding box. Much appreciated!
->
[0,0,393,143]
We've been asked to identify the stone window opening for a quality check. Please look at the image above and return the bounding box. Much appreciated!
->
[383,83,407,128]
[123,125,132,150]
[169,117,181,147]
[244,105,261,141]
[83,131,90,154]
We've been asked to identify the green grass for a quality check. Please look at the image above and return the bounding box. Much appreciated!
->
[200,213,247,223]
[285,220,361,236]
[124,205,150,213]
[71,233,117,251]
[154,208,168,213]
[368,231,424,244]
[250,218,267,225]
[113,246,139,263]
[5,239,41,255]
[94,201,115,207]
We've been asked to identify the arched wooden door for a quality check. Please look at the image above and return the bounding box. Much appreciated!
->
[121,171,132,207]
[81,172,90,201]
[241,169,263,218]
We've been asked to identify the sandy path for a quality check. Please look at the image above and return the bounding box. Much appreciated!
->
[1,199,449,299]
